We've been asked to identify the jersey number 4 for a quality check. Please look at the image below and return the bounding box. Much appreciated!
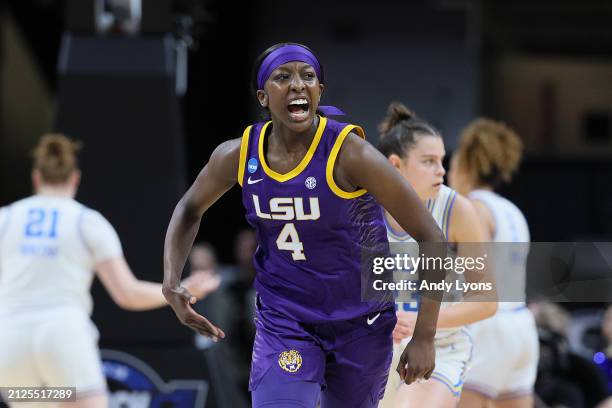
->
[276,223,306,260]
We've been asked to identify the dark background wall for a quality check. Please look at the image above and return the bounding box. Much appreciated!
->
[251,0,479,148]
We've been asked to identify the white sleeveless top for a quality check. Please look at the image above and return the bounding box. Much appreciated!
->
[385,184,459,340]
[468,189,530,311]
[0,195,122,317]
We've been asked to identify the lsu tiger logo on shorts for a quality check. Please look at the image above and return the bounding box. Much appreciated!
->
[278,350,302,373]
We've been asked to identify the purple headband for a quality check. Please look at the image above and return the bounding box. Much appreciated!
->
[256,44,345,116]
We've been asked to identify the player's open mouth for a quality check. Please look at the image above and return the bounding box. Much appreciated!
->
[287,98,310,121]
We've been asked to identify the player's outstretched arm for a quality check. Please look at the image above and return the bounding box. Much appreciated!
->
[440,194,497,327]
[335,132,446,384]
[392,195,497,340]
[162,138,241,341]
[96,257,220,311]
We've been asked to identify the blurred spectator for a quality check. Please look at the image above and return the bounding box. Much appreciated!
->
[189,240,250,407]
[190,231,257,394]
[531,301,571,337]
[531,301,609,408]
[189,242,221,349]
[218,229,257,391]
[190,241,218,271]
[536,328,585,408]
[97,0,142,34]
[601,305,612,356]
[230,229,258,327]
[592,305,612,394]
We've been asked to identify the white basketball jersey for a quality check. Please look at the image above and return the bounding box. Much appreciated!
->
[0,195,122,317]
[385,184,458,339]
[386,184,457,244]
[468,189,530,310]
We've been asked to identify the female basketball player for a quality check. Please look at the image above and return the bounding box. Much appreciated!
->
[163,43,447,407]
[376,103,497,408]
[0,134,219,408]
[449,119,539,408]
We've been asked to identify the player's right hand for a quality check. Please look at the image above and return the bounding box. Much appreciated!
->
[162,285,226,342]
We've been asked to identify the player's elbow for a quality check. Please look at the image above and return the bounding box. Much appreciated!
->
[423,226,446,244]
[97,257,140,311]
[115,298,136,310]
[178,193,205,221]
[111,289,138,310]
[433,228,446,243]
[482,301,498,318]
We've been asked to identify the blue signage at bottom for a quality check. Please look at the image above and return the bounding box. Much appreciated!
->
[101,349,207,408]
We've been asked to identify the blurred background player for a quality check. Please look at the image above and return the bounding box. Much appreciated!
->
[530,301,608,408]
[162,42,447,407]
[0,134,218,408]
[220,229,258,348]
[215,229,258,391]
[450,119,539,408]
[377,102,496,408]
[190,234,257,393]
[189,241,222,350]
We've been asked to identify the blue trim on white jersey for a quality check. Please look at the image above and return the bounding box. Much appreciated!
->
[445,192,457,239]
[500,305,528,313]
[429,328,474,397]
[460,327,475,368]
[430,197,438,216]
[430,372,464,397]
[383,212,409,240]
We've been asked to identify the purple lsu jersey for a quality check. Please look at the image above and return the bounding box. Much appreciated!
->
[238,116,390,323]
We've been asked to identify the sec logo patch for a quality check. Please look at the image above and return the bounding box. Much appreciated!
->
[305,176,316,190]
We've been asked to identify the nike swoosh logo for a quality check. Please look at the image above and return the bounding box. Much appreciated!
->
[366,312,381,325]
[247,177,263,185]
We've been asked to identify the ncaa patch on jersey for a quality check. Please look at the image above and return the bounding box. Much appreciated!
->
[278,350,302,373]
[248,158,258,174]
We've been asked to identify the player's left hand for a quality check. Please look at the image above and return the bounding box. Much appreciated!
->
[393,311,417,342]
[396,334,435,385]
[163,284,226,341]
